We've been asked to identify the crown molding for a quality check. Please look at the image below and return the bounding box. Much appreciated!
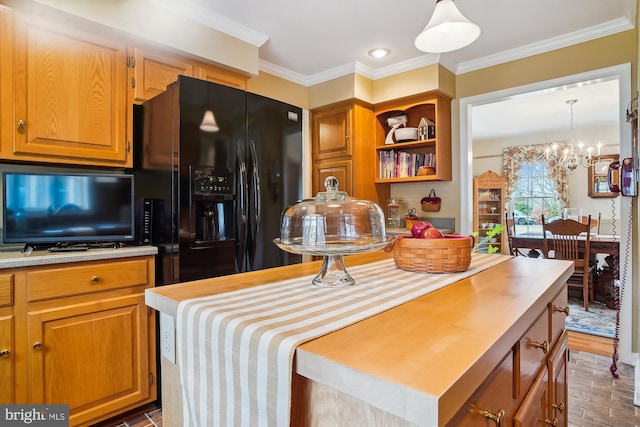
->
[147,0,268,47]
[154,0,635,87]
[456,17,634,74]
[258,60,310,86]
[370,54,441,80]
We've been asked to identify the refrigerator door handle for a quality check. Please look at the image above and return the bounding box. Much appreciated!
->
[237,140,249,224]
[237,139,249,271]
[248,139,261,269]
[249,140,261,226]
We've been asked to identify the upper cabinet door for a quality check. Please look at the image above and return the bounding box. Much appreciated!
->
[12,13,131,167]
[312,103,353,161]
[131,47,193,102]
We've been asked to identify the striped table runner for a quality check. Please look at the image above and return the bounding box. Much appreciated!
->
[176,253,511,427]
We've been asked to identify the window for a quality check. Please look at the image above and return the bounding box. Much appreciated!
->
[510,162,561,228]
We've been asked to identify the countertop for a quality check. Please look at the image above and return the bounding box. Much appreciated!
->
[0,245,158,269]
[145,251,573,426]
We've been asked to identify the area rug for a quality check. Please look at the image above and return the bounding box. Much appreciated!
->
[565,297,616,338]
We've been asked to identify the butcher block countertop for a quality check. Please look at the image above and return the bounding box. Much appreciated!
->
[145,251,573,426]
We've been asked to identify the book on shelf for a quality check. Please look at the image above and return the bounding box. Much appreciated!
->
[378,150,436,179]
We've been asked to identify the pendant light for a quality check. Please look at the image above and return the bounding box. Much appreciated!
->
[414,0,481,53]
[200,110,219,132]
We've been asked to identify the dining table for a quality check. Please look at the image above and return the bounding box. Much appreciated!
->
[510,232,620,307]
[510,232,620,257]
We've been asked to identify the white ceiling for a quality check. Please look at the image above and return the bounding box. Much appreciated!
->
[148,0,635,139]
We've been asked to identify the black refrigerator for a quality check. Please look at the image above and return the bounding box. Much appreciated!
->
[132,75,302,285]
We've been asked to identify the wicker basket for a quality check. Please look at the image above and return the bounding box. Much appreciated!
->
[387,235,473,273]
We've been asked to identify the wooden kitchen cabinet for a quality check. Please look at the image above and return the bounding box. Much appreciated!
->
[5,255,156,427]
[27,294,151,426]
[130,46,247,103]
[130,47,194,103]
[5,10,132,167]
[313,159,353,196]
[0,273,15,404]
[448,287,569,426]
[311,100,379,203]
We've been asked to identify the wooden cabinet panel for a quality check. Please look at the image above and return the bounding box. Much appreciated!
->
[514,368,549,427]
[0,274,13,307]
[0,8,13,159]
[549,289,569,349]
[131,48,247,103]
[27,259,150,302]
[27,294,151,426]
[11,13,130,167]
[2,254,156,426]
[312,104,352,161]
[518,309,548,399]
[0,315,14,404]
[548,332,568,427]
[446,352,515,426]
[131,48,193,102]
[311,100,377,202]
[197,63,246,90]
[313,159,352,196]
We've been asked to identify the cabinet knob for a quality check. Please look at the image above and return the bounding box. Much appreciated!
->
[91,275,100,283]
[528,339,548,354]
[554,305,569,316]
[17,120,26,128]
[552,402,565,413]
[33,342,42,350]
[0,349,10,358]
[479,408,505,426]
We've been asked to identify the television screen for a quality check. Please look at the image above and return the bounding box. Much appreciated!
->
[2,172,135,245]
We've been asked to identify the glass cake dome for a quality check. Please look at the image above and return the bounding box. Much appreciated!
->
[274,176,390,287]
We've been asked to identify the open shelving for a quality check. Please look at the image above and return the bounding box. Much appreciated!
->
[373,91,452,184]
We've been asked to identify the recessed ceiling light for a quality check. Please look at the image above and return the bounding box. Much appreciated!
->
[368,48,390,58]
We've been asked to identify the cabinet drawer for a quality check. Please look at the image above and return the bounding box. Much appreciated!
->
[447,352,516,426]
[27,259,149,301]
[549,288,568,348]
[0,274,13,307]
[516,309,548,399]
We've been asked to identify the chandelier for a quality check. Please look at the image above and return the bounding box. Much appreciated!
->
[545,99,601,172]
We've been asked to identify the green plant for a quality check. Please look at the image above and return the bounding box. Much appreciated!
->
[471,224,505,254]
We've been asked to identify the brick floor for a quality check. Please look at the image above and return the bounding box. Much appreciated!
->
[568,350,639,427]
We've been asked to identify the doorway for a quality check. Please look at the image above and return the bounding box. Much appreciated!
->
[458,64,635,368]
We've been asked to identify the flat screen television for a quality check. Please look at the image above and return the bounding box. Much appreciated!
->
[2,172,135,246]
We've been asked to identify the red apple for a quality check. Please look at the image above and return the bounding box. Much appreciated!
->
[421,227,444,239]
[410,221,432,238]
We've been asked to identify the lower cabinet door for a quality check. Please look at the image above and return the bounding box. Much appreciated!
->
[548,332,568,427]
[514,368,549,427]
[447,352,515,426]
[0,314,14,404]
[27,294,151,426]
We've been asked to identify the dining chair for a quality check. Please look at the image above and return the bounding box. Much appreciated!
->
[579,213,601,234]
[541,214,595,311]
[504,212,521,256]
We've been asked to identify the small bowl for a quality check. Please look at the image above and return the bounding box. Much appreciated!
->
[394,127,418,142]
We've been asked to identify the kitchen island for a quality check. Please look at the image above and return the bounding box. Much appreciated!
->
[145,251,573,426]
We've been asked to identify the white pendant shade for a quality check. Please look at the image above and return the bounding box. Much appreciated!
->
[200,110,219,132]
[414,0,480,53]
